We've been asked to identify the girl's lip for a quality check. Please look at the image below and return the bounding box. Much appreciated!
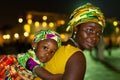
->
[40,57,47,62]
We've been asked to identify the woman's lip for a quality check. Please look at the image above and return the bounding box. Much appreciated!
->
[87,42,95,48]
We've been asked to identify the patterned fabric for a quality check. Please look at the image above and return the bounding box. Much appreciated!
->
[34,30,61,47]
[66,3,105,32]
[4,64,35,80]
[17,49,44,69]
[0,51,39,80]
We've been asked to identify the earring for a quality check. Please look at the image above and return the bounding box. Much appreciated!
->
[33,47,35,50]
[73,32,76,39]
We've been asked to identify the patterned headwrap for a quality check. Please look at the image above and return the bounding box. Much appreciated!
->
[34,30,61,47]
[66,3,105,32]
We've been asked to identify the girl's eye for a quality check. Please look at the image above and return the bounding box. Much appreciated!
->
[43,46,48,50]
[51,51,55,54]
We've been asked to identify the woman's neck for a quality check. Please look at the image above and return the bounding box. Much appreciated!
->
[69,38,79,48]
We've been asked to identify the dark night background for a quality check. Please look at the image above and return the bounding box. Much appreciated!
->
[0,1,120,80]
[0,0,120,28]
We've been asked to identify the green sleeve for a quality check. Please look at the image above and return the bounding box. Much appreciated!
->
[17,53,29,68]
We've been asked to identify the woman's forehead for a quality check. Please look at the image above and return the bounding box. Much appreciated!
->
[80,22,102,28]
[77,22,102,32]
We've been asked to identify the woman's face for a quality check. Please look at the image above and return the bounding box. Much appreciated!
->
[34,39,58,63]
[76,22,102,50]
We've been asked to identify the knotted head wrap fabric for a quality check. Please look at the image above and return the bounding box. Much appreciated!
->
[66,3,105,32]
[34,29,61,47]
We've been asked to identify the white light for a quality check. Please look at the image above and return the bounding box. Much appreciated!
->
[18,18,23,23]
[14,33,19,39]
[24,32,29,37]
[6,34,10,39]
[3,34,10,39]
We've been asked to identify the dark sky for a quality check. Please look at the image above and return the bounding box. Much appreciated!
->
[0,0,120,28]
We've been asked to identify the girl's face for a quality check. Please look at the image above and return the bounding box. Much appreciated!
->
[76,22,102,50]
[34,39,58,63]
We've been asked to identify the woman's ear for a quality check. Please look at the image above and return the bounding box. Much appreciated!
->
[73,27,78,33]
[32,42,37,50]
[72,27,78,39]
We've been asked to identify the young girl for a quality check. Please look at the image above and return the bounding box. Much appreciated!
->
[0,29,61,80]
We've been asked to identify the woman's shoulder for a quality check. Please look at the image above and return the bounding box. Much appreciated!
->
[62,44,82,52]
[55,44,83,60]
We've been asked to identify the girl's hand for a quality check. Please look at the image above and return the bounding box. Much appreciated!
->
[26,58,39,71]
[18,73,31,80]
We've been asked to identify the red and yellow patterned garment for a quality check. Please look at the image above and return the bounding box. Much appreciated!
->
[0,49,41,80]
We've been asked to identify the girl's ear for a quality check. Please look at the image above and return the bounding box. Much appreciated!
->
[32,42,37,49]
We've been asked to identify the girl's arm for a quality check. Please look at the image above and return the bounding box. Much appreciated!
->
[34,66,62,80]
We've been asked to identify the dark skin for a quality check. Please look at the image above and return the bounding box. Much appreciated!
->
[33,39,58,63]
[75,22,102,50]
[33,22,102,80]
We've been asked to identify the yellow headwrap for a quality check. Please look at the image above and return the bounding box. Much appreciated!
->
[66,3,105,32]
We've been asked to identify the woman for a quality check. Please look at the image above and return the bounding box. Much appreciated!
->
[26,3,105,80]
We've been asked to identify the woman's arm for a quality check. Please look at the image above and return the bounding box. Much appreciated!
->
[62,51,86,80]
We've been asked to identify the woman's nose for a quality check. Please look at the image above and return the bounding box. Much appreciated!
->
[90,33,98,41]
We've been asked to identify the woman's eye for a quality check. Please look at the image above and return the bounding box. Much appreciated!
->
[87,28,93,33]
[43,46,48,50]
[97,32,102,36]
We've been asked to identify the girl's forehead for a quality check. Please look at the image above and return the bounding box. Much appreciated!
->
[38,39,58,46]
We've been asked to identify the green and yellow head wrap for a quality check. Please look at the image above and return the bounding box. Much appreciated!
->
[66,3,105,32]
[34,30,61,47]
